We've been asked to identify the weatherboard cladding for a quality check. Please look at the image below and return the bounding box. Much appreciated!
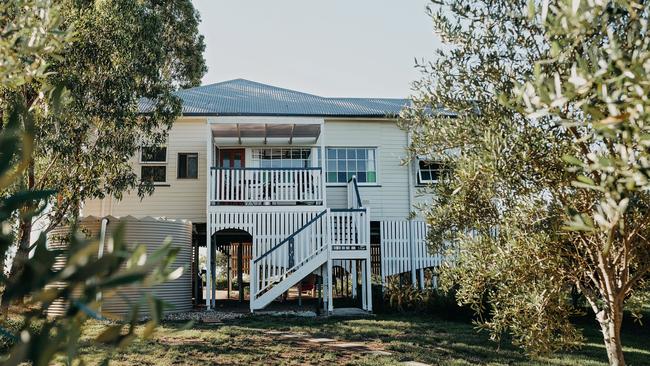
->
[139,78,414,117]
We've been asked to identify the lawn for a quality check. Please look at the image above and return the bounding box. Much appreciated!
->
[67,312,650,366]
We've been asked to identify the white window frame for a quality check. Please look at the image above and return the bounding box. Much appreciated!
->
[325,146,379,186]
[249,147,314,169]
[177,152,199,179]
[417,159,443,185]
[140,165,167,184]
[139,145,168,184]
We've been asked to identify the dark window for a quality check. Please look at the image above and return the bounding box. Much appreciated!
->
[418,160,443,184]
[178,153,198,179]
[141,165,166,183]
[141,146,167,162]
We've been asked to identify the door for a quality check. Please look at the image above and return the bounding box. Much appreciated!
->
[219,148,245,169]
[218,149,245,203]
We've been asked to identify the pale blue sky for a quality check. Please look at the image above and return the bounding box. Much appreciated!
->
[191,0,440,98]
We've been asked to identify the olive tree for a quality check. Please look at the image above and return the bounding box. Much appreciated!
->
[401,1,650,365]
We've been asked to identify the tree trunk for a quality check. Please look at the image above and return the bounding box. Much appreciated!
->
[597,304,625,366]
[6,218,32,285]
[2,161,35,308]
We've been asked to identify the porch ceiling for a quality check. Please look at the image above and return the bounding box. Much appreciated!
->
[211,123,321,145]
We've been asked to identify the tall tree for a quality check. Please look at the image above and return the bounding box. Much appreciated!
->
[401,1,650,365]
[1,0,206,287]
[1,2,182,364]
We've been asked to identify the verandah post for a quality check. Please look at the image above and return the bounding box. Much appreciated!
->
[365,208,372,312]
[205,123,213,309]
[351,261,357,299]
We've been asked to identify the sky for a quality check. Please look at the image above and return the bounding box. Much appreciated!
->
[191,0,441,98]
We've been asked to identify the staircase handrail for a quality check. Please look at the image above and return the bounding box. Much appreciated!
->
[347,175,363,209]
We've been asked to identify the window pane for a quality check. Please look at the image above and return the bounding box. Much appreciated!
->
[337,160,346,171]
[187,155,198,178]
[367,171,376,183]
[327,148,336,159]
[142,146,166,162]
[421,170,432,181]
[367,158,376,171]
[327,160,337,171]
[337,172,346,183]
[431,169,440,181]
[327,172,337,182]
[178,154,187,178]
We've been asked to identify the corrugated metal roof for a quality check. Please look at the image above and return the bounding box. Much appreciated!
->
[140,79,431,117]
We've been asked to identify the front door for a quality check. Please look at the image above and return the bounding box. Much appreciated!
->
[218,149,245,204]
[219,148,245,169]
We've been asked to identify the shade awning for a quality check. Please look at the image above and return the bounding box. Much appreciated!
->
[211,123,321,145]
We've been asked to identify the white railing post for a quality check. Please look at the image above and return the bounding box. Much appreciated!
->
[250,258,256,308]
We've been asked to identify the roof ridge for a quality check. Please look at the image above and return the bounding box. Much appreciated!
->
[234,79,328,99]
[327,96,408,101]
[182,78,328,100]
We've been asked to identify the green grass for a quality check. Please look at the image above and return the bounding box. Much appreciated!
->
[65,313,650,366]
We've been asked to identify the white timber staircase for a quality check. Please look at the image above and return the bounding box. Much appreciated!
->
[250,177,372,311]
[250,177,371,312]
[250,208,371,311]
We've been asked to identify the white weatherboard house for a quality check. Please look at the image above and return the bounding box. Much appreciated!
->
[82,79,448,313]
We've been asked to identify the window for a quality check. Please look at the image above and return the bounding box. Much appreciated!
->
[178,153,198,179]
[141,146,167,163]
[326,147,377,184]
[250,148,313,168]
[140,146,167,183]
[417,160,443,184]
[141,165,166,183]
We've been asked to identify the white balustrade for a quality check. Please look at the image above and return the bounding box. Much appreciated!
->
[210,167,324,205]
[328,209,370,251]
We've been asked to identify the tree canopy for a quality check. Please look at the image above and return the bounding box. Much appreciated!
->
[1,2,183,364]
[0,0,206,286]
[35,0,206,224]
[401,1,650,365]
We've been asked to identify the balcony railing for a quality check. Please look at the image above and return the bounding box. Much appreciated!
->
[210,167,324,205]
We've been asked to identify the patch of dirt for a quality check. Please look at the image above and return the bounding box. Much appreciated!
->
[156,336,208,347]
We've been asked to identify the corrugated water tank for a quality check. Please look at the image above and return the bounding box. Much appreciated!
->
[47,215,192,317]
